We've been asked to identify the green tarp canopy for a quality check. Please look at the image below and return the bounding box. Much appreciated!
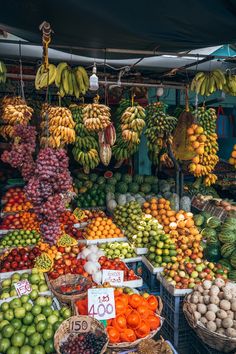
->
[1,0,236,57]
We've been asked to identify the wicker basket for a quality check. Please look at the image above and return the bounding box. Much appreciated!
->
[54,315,108,354]
[183,294,236,353]
[45,273,93,305]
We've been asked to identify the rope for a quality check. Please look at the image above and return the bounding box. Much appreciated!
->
[19,43,25,100]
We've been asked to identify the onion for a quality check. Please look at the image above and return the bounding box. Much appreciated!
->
[92,271,102,284]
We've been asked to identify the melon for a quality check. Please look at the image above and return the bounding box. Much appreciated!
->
[221,243,235,258]
[218,231,235,244]
[89,173,98,182]
[151,184,159,194]
[104,171,113,179]
[230,251,236,268]
[107,177,117,185]
[122,174,132,184]
[128,182,139,194]
[193,214,205,227]
[140,183,152,194]
[97,176,106,185]
[133,175,144,184]
[116,182,128,194]
[206,217,221,229]
[113,172,122,181]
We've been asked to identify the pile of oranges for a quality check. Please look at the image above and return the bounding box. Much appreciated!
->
[84,217,124,240]
[143,198,203,260]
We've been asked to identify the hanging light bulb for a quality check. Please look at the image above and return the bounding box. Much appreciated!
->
[89,63,99,91]
[157,85,164,97]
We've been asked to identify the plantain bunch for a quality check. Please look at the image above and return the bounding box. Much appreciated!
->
[121,105,146,144]
[83,103,111,132]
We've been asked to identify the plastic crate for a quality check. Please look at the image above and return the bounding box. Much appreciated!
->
[142,263,160,293]
[162,302,188,331]
[160,319,189,354]
[160,283,185,312]
[127,261,142,275]
[189,329,235,354]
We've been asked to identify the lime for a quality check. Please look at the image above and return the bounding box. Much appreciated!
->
[4,309,14,321]
[42,328,53,341]
[35,297,47,307]
[1,303,9,312]
[45,339,54,354]
[10,319,22,330]
[61,308,71,319]
[9,299,21,310]
[11,332,25,347]
[29,333,41,347]
[14,307,25,319]
[53,320,63,332]
[23,303,32,312]
[19,326,27,334]
[23,313,34,326]
[42,306,52,318]
[36,320,47,333]
[31,305,42,316]
[0,320,10,331]
[47,315,58,325]
[26,325,36,337]
[19,345,32,354]
[6,346,19,354]
[20,295,29,304]
[0,312,4,321]
[46,298,52,307]
[2,324,15,338]
[34,314,46,324]
[34,345,45,354]
[29,290,39,301]
[0,338,11,353]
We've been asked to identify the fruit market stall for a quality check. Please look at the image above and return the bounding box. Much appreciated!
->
[1,16,236,354]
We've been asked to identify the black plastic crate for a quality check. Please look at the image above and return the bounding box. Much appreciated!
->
[127,260,142,275]
[162,301,188,331]
[160,283,185,312]
[190,329,235,354]
[141,263,160,293]
[160,318,189,354]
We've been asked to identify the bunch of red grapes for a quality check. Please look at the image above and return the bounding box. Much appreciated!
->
[25,148,73,244]
[1,125,36,181]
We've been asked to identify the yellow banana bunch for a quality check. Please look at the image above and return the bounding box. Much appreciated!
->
[83,103,111,132]
[223,72,236,96]
[1,96,25,106]
[120,105,145,143]
[2,104,33,125]
[40,105,76,148]
[204,173,218,187]
[35,64,57,89]
[55,63,89,98]
[0,125,15,140]
[0,61,7,84]
[190,69,226,96]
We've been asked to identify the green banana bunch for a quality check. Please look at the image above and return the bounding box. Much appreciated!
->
[193,106,217,134]
[72,146,100,172]
[0,61,7,84]
[55,63,89,98]
[223,71,236,96]
[190,69,226,96]
[35,64,57,89]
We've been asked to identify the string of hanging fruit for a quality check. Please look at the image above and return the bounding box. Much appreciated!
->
[188,107,219,186]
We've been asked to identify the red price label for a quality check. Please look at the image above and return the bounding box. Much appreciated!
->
[88,288,116,320]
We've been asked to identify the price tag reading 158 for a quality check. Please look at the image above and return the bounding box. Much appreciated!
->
[88,288,116,320]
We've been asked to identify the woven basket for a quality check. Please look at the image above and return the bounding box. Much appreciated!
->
[183,294,236,353]
[54,315,108,354]
[45,273,93,305]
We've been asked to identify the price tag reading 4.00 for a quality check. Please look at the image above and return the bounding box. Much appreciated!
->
[70,318,91,333]
[102,269,124,287]
[14,280,32,297]
[88,288,116,320]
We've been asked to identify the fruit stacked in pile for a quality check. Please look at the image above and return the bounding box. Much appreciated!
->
[145,102,177,166]
[0,268,49,299]
[0,212,40,231]
[38,243,81,262]
[48,254,88,280]
[147,232,177,268]
[40,104,76,148]
[2,187,33,213]
[99,257,138,281]
[0,96,33,140]
[60,332,107,354]
[71,105,100,172]
[163,259,228,289]
[229,144,236,168]
[0,230,41,249]
[0,247,41,273]
[107,290,160,343]
[83,217,124,240]
[99,242,137,259]
[143,198,203,261]
[0,293,71,354]
[188,107,219,186]
[59,211,78,229]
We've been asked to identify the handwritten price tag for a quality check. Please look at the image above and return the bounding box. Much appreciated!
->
[70,318,91,333]
[14,280,32,297]
[102,269,124,286]
[88,287,116,320]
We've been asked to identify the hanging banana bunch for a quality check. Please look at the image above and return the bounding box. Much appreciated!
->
[0,61,7,84]
[40,104,75,148]
[120,105,146,144]
[190,69,226,96]
[71,105,100,172]
[82,98,111,132]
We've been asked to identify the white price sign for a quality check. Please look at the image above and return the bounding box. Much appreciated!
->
[88,287,116,320]
[102,269,124,286]
[14,280,32,297]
